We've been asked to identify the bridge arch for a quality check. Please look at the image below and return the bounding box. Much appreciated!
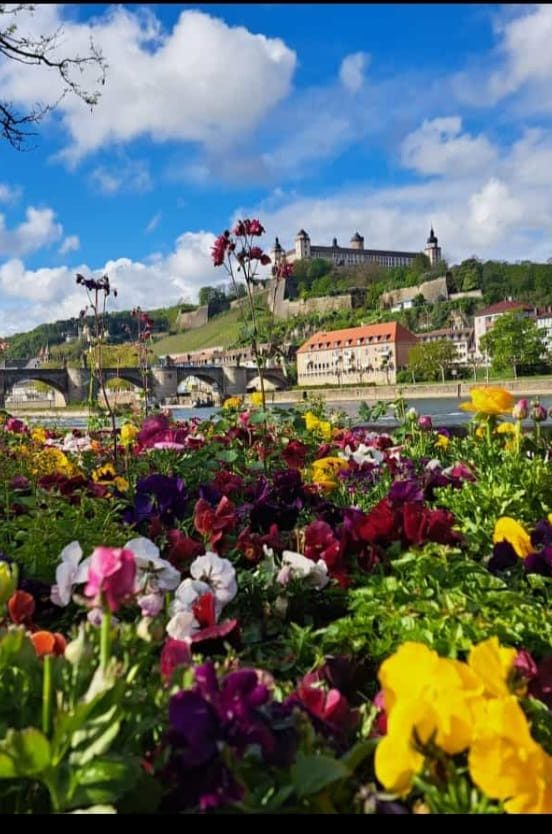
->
[4,375,68,407]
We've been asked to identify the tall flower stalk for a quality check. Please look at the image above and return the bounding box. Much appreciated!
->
[211,219,274,411]
[131,307,153,416]
[76,273,119,463]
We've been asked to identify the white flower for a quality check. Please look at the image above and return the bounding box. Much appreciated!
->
[62,432,93,453]
[169,578,211,617]
[50,541,91,607]
[124,537,181,593]
[166,610,198,641]
[190,552,237,609]
[138,592,164,618]
[340,443,384,467]
[281,551,329,590]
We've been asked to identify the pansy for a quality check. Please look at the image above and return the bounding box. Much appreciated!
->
[189,552,237,609]
[50,541,91,607]
[460,387,515,416]
[280,550,329,590]
[124,537,181,593]
[84,546,137,612]
[339,443,384,467]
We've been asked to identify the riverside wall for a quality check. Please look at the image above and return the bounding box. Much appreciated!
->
[270,378,552,404]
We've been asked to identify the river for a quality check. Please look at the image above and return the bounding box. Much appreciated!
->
[16,393,552,430]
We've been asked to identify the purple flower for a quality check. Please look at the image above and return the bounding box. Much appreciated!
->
[418,415,433,431]
[124,474,187,527]
[488,541,519,573]
[524,546,552,577]
[388,479,424,505]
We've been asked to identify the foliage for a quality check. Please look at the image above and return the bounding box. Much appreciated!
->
[480,312,549,377]
[408,340,458,382]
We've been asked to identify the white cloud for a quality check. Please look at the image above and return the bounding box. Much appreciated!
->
[0,6,297,162]
[59,235,80,255]
[89,159,152,195]
[339,52,369,93]
[0,230,217,335]
[145,212,162,234]
[0,207,63,257]
[0,183,21,204]
[401,117,497,176]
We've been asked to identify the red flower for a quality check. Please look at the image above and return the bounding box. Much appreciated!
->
[213,469,243,496]
[193,496,236,550]
[192,592,217,629]
[371,690,388,736]
[31,631,67,658]
[237,524,283,564]
[292,675,358,735]
[282,439,309,469]
[304,520,342,570]
[402,502,428,546]
[8,590,35,625]
[165,529,204,569]
[357,499,400,545]
[160,638,192,682]
[425,508,462,545]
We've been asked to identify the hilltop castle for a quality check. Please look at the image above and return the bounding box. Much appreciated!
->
[271,227,442,270]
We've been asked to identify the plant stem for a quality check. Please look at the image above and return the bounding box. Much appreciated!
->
[100,608,111,671]
[42,654,52,736]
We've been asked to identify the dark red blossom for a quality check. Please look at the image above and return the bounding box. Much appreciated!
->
[160,639,192,683]
[193,495,236,550]
[211,231,232,266]
[236,523,284,564]
[8,590,35,626]
[282,439,309,469]
[165,530,204,570]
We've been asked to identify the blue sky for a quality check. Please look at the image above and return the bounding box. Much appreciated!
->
[0,3,552,334]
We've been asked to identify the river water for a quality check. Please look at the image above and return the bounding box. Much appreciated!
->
[19,394,552,430]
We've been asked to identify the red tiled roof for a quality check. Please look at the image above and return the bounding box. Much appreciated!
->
[297,322,417,354]
[475,300,533,318]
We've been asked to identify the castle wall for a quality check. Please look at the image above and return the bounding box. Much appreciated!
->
[176,305,209,331]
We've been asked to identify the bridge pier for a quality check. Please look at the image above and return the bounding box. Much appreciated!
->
[151,367,179,403]
[222,366,248,397]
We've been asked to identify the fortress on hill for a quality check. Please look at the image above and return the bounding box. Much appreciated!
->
[271,227,442,270]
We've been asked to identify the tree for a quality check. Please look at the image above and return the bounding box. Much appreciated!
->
[480,312,548,379]
[0,5,107,149]
[408,340,457,383]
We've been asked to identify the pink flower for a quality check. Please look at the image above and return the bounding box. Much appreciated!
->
[512,399,529,420]
[84,546,137,612]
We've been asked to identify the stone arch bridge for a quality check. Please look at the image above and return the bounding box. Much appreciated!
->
[0,365,289,407]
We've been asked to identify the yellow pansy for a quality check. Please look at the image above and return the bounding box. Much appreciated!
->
[249,392,264,408]
[33,447,80,478]
[468,636,517,699]
[304,411,320,432]
[120,422,138,447]
[31,427,47,444]
[460,387,516,415]
[222,396,242,410]
[310,456,348,491]
[493,516,533,558]
[375,643,484,794]
[435,433,450,449]
[92,462,116,483]
[469,696,552,814]
[496,422,517,435]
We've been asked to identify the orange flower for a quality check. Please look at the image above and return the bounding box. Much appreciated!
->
[31,631,67,657]
[8,590,35,625]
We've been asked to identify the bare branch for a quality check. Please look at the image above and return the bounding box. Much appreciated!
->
[0,5,107,149]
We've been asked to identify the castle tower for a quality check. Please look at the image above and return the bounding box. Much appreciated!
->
[424,227,442,267]
[350,232,364,250]
[294,229,311,260]
[271,236,284,266]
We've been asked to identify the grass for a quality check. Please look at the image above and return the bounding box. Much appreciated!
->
[151,307,245,356]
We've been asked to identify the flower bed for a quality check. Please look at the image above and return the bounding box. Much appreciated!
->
[0,389,550,814]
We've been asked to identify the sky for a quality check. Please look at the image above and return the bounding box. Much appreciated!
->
[1,3,552,335]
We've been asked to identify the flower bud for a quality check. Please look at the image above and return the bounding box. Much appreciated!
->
[405,407,418,421]
[64,626,92,665]
[531,401,547,422]
[418,415,433,431]
[512,399,529,421]
[0,561,17,605]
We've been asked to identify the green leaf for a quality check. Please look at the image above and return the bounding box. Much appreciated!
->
[0,727,51,777]
[291,752,349,798]
[70,756,141,806]
[340,738,377,772]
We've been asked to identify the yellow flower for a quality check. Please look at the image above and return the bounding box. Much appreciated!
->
[303,411,332,441]
[31,427,47,444]
[120,422,138,447]
[249,392,264,408]
[493,516,533,558]
[222,396,242,410]
[92,462,116,483]
[475,425,486,439]
[469,696,552,813]
[435,433,450,449]
[460,387,516,415]
[468,636,517,699]
[496,422,517,435]
[375,643,484,794]
[310,456,348,491]
[33,447,79,478]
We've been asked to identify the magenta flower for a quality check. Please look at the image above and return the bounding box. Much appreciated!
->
[512,398,529,420]
[84,546,137,612]
[417,415,433,431]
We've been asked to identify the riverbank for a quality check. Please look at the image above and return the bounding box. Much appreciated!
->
[271,377,552,404]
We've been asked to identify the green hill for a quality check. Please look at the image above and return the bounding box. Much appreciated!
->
[152,306,244,356]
